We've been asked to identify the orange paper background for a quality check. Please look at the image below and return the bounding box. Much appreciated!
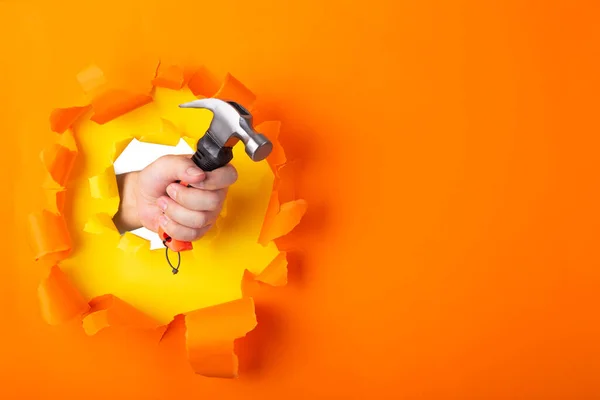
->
[2,0,600,398]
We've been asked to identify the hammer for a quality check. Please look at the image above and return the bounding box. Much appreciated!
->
[158,98,273,254]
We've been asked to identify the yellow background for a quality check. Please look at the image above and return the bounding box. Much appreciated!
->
[2,0,600,398]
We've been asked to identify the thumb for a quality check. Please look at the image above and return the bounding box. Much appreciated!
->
[141,154,206,198]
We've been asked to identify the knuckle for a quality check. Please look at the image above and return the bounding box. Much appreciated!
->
[188,228,203,241]
[204,211,220,225]
[173,226,195,242]
[191,212,207,229]
[181,188,200,209]
[156,154,177,165]
[155,154,189,170]
[172,185,185,202]
[170,221,182,236]
[165,221,180,237]
[163,207,177,222]
[204,192,222,210]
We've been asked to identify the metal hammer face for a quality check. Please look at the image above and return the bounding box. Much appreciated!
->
[179,98,273,162]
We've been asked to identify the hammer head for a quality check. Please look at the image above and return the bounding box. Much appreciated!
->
[179,98,272,162]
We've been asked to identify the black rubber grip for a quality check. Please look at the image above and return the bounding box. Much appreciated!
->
[191,134,234,172]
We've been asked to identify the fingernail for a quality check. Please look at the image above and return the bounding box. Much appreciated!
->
[166,185,176,199]
[157,199,167,211]
[159,215,169,227]
[187,167,204,176]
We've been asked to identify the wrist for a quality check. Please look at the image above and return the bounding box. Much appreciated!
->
[113,171,141,233]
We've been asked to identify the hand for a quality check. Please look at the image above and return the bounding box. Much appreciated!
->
[114,154,238,242]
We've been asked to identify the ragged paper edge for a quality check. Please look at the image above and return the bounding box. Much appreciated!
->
[38,265,90,325]
[185,297,257,379]
[82,294,162,336]
[28,210,72,262]
[241,247,290,293]
[29,130,79,262]
[28,60,308,379]
[50,105,92,134]
[41,130,79,190]
[139,118,182,146]
[38,265,162,334]
[84,213,120,237]
[89,166,119,199]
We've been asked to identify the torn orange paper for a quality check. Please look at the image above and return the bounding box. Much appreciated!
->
[32,62,306,380]
[255,251,288,286]
[82,294,161,336]
[38,265,89,325]
[90,89,153,124]
[214,73,257,111]
[258,193,308,245]
[256,121,286,172]
[185,297,257,378]
[28,210,71,262]
[152,63,186,90]
[245,104,270,126]
[41,143,77,188]
[240,269,261,298]
[187,66,221,98]
[181,66,200,87]
[56,128,78,153]
[275,161,299,204]
[159,314,185,343]
[50,105,92,134]
[44,189,67,214]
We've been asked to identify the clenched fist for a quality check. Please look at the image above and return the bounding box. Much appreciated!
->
[113,154,237,242]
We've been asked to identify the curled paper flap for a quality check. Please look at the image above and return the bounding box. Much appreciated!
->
[213,73,257,111]
[82,294,161,336]
[38,266,90,325]
[44,189,67,214]
[259,190,307,245]
[187,66,221,98]
[28,210,71,262]
[159,314,185,343]
[111,137,134,163]
[41,135,78,189]
[185,297,257,378]
[50,105,92,134]
[151,63,186,90]
[90,90,153,124]
[89,166,118,199]
[83,213,119,236]
[187,68,257,111]
[254,251,288,286]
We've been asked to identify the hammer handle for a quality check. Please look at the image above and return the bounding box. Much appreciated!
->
[159,138,234,252]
